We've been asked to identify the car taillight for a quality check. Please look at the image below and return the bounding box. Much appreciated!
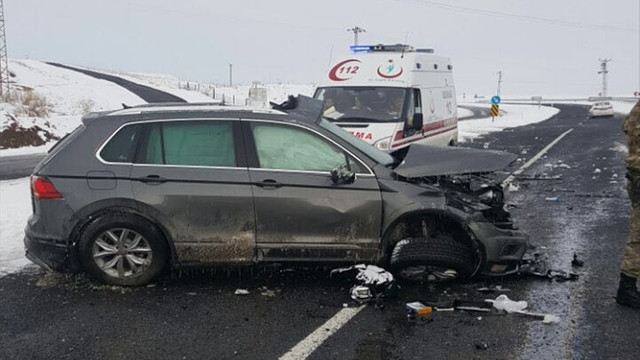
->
[31,176,63,199]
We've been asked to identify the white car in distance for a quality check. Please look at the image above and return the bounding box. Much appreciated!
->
[588,101,615,118]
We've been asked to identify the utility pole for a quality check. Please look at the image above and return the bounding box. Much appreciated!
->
[496,70,503,96]
[598,58,611,97]
[347,26,366,46]
[229,63,233,87]
[0,0,9,96]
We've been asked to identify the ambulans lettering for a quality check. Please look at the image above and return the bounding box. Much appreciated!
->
[350,131,373,140]
[329,59,362,81]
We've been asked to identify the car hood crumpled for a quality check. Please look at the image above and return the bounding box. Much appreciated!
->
[393,144,517,178]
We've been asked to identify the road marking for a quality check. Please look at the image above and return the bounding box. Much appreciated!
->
[502,128,574,186]
[278,305,366,360]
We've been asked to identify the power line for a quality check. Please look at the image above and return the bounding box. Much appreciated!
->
[395,0,638,33]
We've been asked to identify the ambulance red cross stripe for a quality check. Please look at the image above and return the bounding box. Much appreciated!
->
[391,117,458,148]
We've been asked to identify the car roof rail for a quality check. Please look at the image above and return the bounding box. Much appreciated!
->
[120,101,224,109]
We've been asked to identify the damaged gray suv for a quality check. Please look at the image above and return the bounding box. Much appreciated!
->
[25,96,529,286]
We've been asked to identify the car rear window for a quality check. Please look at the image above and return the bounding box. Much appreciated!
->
[100,124,141,163]
[140,121,236,167]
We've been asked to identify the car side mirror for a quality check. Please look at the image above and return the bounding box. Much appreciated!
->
[331,164,356,185]
[412,113,424,130]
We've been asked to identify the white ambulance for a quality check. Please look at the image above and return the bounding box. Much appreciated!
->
[314,44,458,152]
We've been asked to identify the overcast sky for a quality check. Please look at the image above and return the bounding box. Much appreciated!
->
[7,0,640,97]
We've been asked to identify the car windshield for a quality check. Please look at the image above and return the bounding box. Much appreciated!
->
[319,118,395,167]
[314,87,407,123]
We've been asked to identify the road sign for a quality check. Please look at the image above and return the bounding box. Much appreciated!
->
[490,104,499,117]
[491,95,501,105]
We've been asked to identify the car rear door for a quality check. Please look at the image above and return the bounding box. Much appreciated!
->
[243,119,382,262]
[130,118,256,265]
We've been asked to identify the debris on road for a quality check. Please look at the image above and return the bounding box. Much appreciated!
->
[234,289,250,295]
[571,253,584,268]
[331,264,398,308]
[477,285,511,293]
[518,252,579,282]
[487,294,528,314]
[405,302,434,322]
[475,342,489,350]
[545,197,559,202]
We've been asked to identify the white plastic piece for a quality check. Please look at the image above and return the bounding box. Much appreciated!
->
[234,289,250,295]
[490,294,528,313]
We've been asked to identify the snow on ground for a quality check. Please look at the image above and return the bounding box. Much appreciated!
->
[458,103,560,142]
[457,107,474,119]
[0,177,36,275]
[1,60,146,156]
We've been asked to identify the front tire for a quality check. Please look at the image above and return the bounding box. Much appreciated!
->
[78,213,169,286]
[389,236,476,282]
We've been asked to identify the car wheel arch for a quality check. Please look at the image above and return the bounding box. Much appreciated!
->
[68,202,178,268]
[380,210,485,272]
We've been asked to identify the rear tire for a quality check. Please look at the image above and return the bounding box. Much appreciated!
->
[78,213,169,286]
[389,236,476,282]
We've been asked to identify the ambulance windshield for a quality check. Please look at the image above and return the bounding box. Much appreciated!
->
[315,87,408,123]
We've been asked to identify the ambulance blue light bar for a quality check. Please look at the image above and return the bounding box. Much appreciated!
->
[349,44,417,53]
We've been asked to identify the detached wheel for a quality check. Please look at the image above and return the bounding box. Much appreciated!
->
[79,213,168,286]
[389,236,477,282]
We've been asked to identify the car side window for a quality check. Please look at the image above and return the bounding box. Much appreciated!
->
[100,124,141,163]
[140,121,236,167]
[251,123,363,173]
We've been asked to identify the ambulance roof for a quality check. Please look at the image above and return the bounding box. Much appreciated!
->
[320,44,452,87]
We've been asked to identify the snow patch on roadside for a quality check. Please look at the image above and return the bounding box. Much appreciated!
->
[458,103,560,142]
[0,177,36,275]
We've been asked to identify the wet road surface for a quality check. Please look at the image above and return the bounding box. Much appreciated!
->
[2,104,639,359]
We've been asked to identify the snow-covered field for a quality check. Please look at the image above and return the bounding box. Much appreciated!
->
[457,103,561,142]
[0,60,146,155]
[0,177,35,275]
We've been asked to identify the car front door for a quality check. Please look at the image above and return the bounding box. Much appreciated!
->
[243,119,382,262]
[130,119,256,265]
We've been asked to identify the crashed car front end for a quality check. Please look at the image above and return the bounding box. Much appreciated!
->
[388,144,530,276]
[431,174,530,275]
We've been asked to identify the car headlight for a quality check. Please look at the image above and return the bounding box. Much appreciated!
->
[374,136,391,150]
[477,188,503,205]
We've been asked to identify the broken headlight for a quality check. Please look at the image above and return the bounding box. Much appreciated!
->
[477,187,504,206]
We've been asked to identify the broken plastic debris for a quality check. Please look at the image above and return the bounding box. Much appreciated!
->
[545,197,559,202]
[332,264,397,308]
[351,285,372,304]
[571,253,584,268]
[489,294,528,314]
[234,289,250,295]
[477,285,511,293]
[514,311,561,324]
[542,314,561,324]
[406,302,433,322]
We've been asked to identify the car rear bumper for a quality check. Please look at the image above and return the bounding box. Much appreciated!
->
[24,233,73,271]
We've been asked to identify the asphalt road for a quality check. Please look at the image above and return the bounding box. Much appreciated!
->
[1,105,639,359]
[45,62,186,104]
[0,153,45,180]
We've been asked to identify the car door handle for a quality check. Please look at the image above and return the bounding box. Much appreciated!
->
[255,179,283,189]
[137,175,167,184]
